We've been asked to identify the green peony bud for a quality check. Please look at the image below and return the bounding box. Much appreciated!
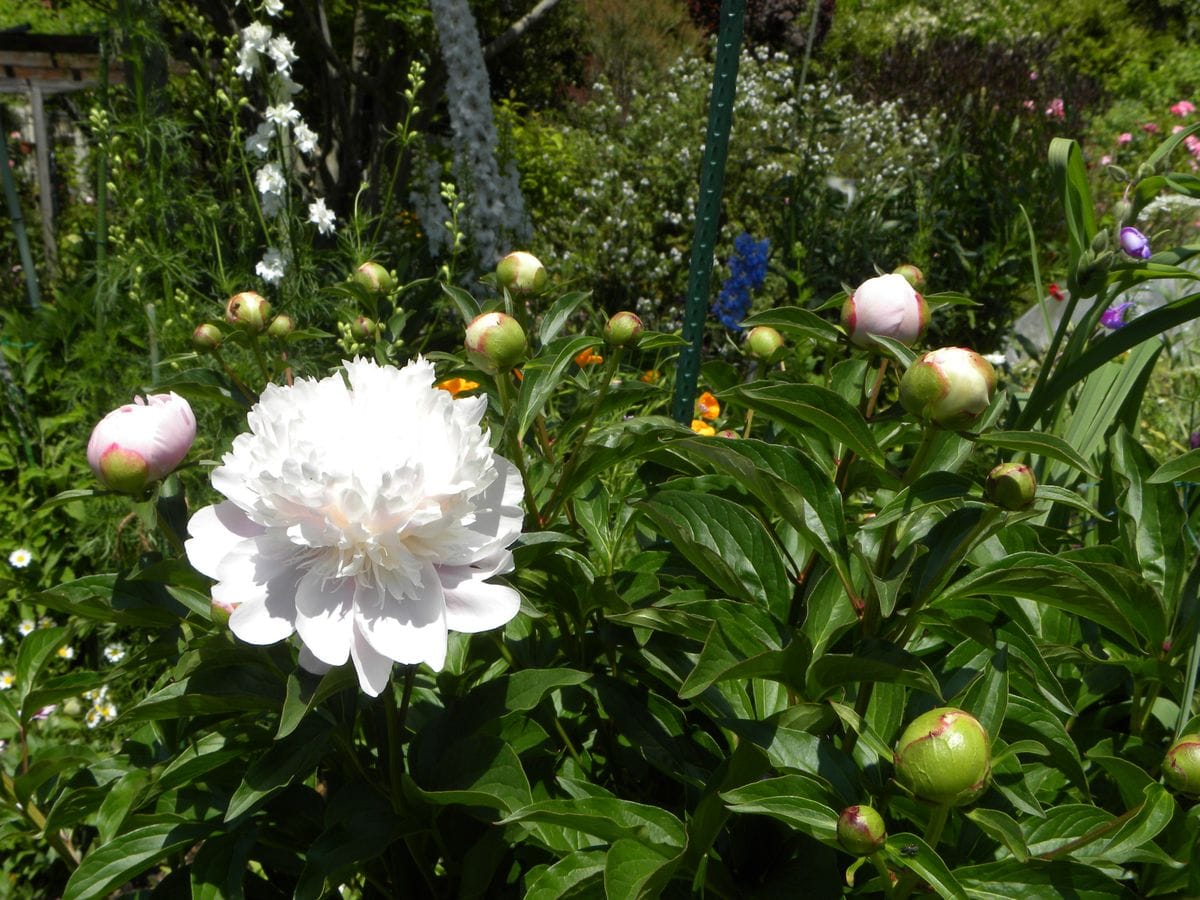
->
[465,311,528,374]
[351,316,376,341]
[496,251,547,293]
[604,311,643,348]
[985,462,1037,510]
[191,323,223,352]
[353,261,395,294]
[892,263,926,290]
[899,347,996,431]
[894,707,991,806]
[266,314,295,339]
[745,325,785,361]
[1163,735,1200,795]
[225,291,271,333]
[837,805,888,856]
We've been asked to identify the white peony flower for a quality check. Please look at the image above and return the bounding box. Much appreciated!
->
[293,121,318,155]
[185,358,524,695]
[255,248,287,284]
[308,197,336,235]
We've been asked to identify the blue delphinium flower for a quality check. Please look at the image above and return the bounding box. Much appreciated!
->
[712,233,770,332]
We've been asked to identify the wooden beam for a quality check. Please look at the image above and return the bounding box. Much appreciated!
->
[28,83,58,278]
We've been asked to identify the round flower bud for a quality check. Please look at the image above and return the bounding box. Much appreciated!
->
[604,311,643,348]
[745,325,785,361]
[353,261,395,294]
[465,312,528,374]
[225,291,271,333]
[1119,226,1151,260]
[842,273,929,349]
[191,323,223,352]
[894,707,991,806]
[892,263,926,290]
[837,805,888,856]
[1163,735,1200,795]
[716,429,740,439]
[496,251,547,293]
[351,316,376,341]
[86,393,197,494]
[985,462,1037,510]
[899,347,997,431]
[266,314,295,339]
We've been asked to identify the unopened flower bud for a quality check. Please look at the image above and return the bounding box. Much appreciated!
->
[192,323,223,352]
[353,261,395,294]
[1112,201,1132,226]
[894,707,991,806]
[899,347,996,431]
[745,325,785,361]
[986,462,1037,510]
[86,393,197,494]
[496,251,547,293]
[266,314,295,339]
[1163,735,1200,795]
[717,429,740,439]
[351,316,376,341]
[465,312,527,374]
[1091,231,1110,253]
[1119,226,1152,260]
[842,273,929,349]
[604,311,643,348]
[1190,431,1200,451]
[892,263,926,290]
[837,805,888,856]
[225,291,271,333]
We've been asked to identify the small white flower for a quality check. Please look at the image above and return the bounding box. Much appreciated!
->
[184,358,525,696]
[265,102,300,128]
[38,616,54,630]
[245,122,273,158]
[235,44,258,80]
[293,122,318,155]
[17,620,34,637]
[256,248,287,284]
[0,671,13,691]
[277,73,303,97]
[267,36,298,73]
[241,22,273,52]
[254,162,286,198]
[260,191,285,218]
[8,548,31,568]
[104,643,126,664]
[85,708,101,729]
[308,198,336,235]
[263,0,284,16]
[56,645,76,661]
[982,352,1007,366]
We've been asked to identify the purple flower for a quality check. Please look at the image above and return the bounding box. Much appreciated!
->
[1189,431,1200,451]
[1100,302,1133,330]
[1119,226,1152,260]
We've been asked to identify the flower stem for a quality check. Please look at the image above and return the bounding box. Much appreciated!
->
[494,371,542,524]
[869,851,895,898]
[893,804,950,900]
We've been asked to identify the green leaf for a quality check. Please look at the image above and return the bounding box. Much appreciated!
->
[96,769,150,844]
[1048,137,1097,283]
[15,626,68,710]
[1100,783,1176,861]
[883,832,967,900]
[524,850,606,900]
[539,291,592,345]
[32,575,184,628]
[603,839,678,900]
[739,306,842,344]
[413,737,532,815]
[807,641,942,700]
[720,774,840,844]
[866,334,917,369]
[277,667,355,739]
[1148,447,1200,484]
[62,822,211,900]
[957,644,1008,740]
[37,488,100,512]
[225,718,330,822]
[189,825,257,900]
[965,808,1029,862]
[973,430,1097,478]
[635,331,689,351]
[1005,696,1089,794]
[440,282,479,324]
[955,858,1130,898]
[724,382,884,466]
[503,798,686,851]
[123,663,284,723]
[721,723,857,805]
[638,491,791,617]
[515,334,601,440]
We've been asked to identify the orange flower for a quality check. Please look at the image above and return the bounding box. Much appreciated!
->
[575,348,604,367]
[639,369,661,384]
[435,377,480,397]
[695,391,720,421]
[513,368,524,381]
[690,419,716,436]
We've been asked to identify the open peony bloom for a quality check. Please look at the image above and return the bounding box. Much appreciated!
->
[184,358,524,696]
[842,273,929,349]
[87,393,197,493]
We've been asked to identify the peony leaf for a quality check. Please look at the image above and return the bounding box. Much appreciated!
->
[538,290,592,345]
[973,429,1097,478]
[523,850,607,900]
[603,839,679,900]
[1147,447,1200,483]
[955,858,1130,898]
[720,775,840,845]
[883,833,968,900]
[502,797,686,851]
[414,737,532,815]
[62,822,211,900]
[189,825,257,900]
[225,717,331,822]
[956,644,1009,741]
[440,282,480,324]
[739,306,842,344]
[515,334,602,441]
[15,626,68,712]
[807,641,942,701]
[965,808,1030,862]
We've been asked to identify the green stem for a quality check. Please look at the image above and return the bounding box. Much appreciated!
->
[869,851,895,898]
[495,371,542,525]
[893,804,950,900]
[1036,803,1142,861]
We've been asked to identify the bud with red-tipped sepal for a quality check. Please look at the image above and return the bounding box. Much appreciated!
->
[894,707,991,806]
[899,347,996,431]
[745,325,785,361]
[986,462,1037,510]
[604,311,643,348]
[266,314,295,339]
[465,312,528,374]
[192,323,223,352]
[225,291,271,333]
[496,251,547,293]
[837,805,887,856]
[893,263,926,290]
[353,261,395,294]
[1163,735,1200,795]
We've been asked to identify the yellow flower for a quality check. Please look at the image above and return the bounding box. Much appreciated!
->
[695,391,720,421]
[435,377,480,397]
[575,348,604,367]
[691,419,716,436]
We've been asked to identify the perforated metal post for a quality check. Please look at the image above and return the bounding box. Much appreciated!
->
[671,0,745,424]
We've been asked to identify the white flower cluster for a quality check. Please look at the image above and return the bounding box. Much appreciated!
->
[235,9,336,285]
[426,0,531,269]
[83,686,118,729]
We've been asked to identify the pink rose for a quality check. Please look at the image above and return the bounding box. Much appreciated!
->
[1117,132,1132,145]
[87,393,197,493]
[1171,100,1196,117]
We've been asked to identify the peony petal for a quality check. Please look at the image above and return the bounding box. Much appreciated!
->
[294,568,355,666]
[440,560,521,634]
[222,534,303,645]
[357,563,447,670]
[185,501,265,580]
[447,458,524,565]
[349,626,394,696]
[297,643,333,675]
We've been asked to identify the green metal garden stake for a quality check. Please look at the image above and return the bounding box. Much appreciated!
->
[670,0,746,424]
[0,110,42,309]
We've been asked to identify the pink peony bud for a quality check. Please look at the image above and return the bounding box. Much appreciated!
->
[899,347,997,431]
[985,462,1037,510]
[465,312,528,374]
[353,261,396,294]
[842,273,929,349]
[496,251,547,293]
[86,393,197,494]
